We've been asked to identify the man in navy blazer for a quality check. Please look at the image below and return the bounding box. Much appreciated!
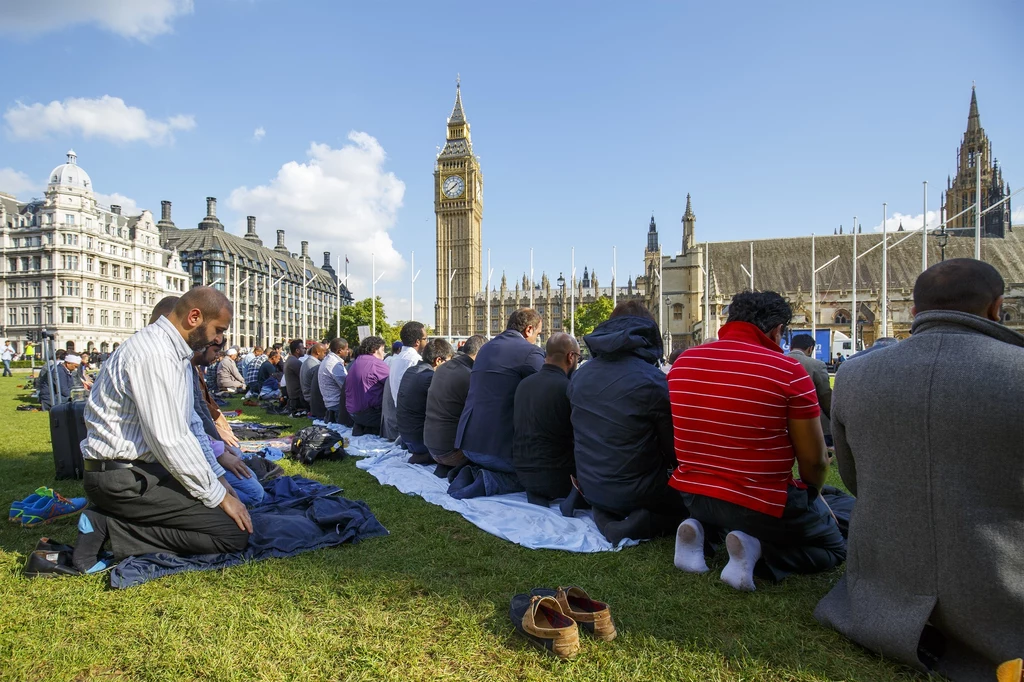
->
[449,309,545,499]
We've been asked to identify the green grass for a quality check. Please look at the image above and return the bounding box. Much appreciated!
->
[0,370,920,681]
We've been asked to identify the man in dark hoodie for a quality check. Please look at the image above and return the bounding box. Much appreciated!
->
[567,300,687,544]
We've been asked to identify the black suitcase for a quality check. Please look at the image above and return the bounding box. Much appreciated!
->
[50,398,86,480]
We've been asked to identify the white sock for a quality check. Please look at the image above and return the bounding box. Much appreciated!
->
[674,519,709,573]
[720,531,761,592]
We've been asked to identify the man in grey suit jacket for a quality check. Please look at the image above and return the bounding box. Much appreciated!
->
[787,334,832,442]
[815,259,1024,681]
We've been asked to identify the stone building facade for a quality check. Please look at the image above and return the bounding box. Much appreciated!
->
[160,198,351,349]
[0,151,188,354]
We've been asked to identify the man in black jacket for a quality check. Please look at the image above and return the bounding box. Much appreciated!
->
[512,332,580,506]
[568,300,687,544]
[283,339,306,413]
[397,338,455,463]
[424,335,486,477]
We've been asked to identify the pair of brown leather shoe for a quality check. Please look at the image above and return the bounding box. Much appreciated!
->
[509,586,617,659]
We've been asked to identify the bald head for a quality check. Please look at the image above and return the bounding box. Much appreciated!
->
[169,287,234,351]
[149,296,180,325]
[545,332,580,374]
[913,259,1004,320]
[309,342,327,361]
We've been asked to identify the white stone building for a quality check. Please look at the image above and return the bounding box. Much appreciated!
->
[0,151,189,354]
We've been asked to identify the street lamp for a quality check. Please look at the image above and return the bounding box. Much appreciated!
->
[557,272,566,332]
[664,296,672,354]
[937,227,949,262]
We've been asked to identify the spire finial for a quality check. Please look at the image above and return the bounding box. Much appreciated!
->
[448,76,466,124]
[967,84,980,132]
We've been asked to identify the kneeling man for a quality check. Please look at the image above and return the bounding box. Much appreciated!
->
[71,288,252,573]
[397,338,455,461]
[815,260,1023,681]
[669,291,844,590]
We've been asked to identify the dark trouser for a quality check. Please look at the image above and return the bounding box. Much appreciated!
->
[682,484,846,582]
[83,461,249,561]
[461,449,524,496]
[402,437,428,455]
[591,485,689,543]
[2,359,11,376]
[327,401,355,428]
[350,406,382,436]
[428,446,467,468]
[519,467,574,501]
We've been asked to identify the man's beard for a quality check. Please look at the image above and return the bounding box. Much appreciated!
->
[186,322,212,351]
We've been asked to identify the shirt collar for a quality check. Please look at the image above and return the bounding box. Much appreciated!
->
[154,315,194,361]
[399,346,421,360]
[718,321,783,353]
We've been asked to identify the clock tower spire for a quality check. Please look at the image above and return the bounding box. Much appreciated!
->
[435,78,484,335]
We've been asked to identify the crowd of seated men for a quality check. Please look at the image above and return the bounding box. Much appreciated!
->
[65,258,1020,681]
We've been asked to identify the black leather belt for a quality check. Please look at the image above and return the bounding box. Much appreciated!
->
[83,459,136,472]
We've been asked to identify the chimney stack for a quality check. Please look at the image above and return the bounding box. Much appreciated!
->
[323,251,331,267]
[277,230,285,247]
[198,197,224,230]
[161,201,172,222]
[156,199,178,234]
[274,229,290,254]
[243,216,262,245]
[111,205,121,215]
[301,241,309,259]
[321,251,337,281]
[206,197,217,217]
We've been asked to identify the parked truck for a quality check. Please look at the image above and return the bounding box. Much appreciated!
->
[781,329,855,364]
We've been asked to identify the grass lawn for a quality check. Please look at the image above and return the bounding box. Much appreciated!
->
[0,370,920,681]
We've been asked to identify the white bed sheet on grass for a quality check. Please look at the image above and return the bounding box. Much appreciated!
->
[316,421,636,553]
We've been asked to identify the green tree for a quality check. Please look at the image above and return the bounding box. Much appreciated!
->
[322,297,398,347]
[574,296,615,337]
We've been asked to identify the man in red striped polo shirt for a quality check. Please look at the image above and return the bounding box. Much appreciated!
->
[667,291,845,591]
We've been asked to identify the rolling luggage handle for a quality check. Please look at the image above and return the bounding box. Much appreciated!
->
[41,330,60,409]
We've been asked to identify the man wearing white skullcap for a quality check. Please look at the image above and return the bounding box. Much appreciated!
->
[39,353,81,410]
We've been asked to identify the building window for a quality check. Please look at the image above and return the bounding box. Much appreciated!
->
[7,309,16,326]
[61,255,79,270]
[32,307,40,325]
[60,307,80,324]
[834,311,850,324]
[125,312,133,328]
[87,283,94,298]
[125,290,132,304]
[45,281,53,297]
[65,214,75,226]
[6,258,16,273]
[124,267,131,280]
[45,306,53,324]
[61,233,79,246]
[673,304,683,321]
[86,257,94,273]
[19,283,28,298]
[6,284,14,298]
[112,264,120,278]
[100,286,109,300]
[100,310,109,326]
[112,287,121,302]
[113,311,120,327]
[87,309,94,325]
[30,281,40,298]
[100,262,108,276]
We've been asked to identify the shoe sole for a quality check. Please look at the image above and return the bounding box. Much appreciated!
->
[20,508,87,528]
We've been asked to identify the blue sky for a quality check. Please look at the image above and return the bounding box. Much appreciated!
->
[1,0,1021,322]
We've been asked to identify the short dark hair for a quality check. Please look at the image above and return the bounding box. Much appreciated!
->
[423,338,454,365]
[358,336,386,356]
[329,338,348,354]
[668,348,684,365]
[55,349,66,360]
[609,300,655,322]
[289,339,304,354]
[400,321,426,346]
[726,291,793,334]
[149,295,179,325]
[913,258,1004,317]
[790,334,815,351]
[506,308,542,334]
[461,335,487,357]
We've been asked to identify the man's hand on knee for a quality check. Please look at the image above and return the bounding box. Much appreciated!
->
[218,450,252,479]
[220,492,253,534]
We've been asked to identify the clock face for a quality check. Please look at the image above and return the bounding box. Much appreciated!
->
[442,175,465,199]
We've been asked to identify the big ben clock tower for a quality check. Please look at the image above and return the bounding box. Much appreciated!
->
[435,78,483,335]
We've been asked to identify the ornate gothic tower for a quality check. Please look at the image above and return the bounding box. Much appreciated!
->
[644,215,661,312]
[943,86,1011,238]
[681,193,696,255]
[435,79,484,334]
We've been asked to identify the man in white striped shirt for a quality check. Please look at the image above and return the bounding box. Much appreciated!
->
[71,287,252,574]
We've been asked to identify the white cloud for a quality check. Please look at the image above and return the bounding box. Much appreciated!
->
[94,192,141,217]
[870,210,942,233]
[0,168,40,199]
[4,96,196,145]
[253,127,266,142]
[0,0,193,41]
[228,131,407,320]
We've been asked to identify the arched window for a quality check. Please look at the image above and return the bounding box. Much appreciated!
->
[834,311,850,324]
[1001,309,1013,323]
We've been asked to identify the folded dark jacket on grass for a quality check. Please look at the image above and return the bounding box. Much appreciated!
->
[109,476,389,589]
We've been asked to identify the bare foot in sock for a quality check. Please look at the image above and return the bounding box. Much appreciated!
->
[674,519,709,573]
[720,531,761,592]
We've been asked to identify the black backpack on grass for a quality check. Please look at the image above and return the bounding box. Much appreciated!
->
[289,426,347,465]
